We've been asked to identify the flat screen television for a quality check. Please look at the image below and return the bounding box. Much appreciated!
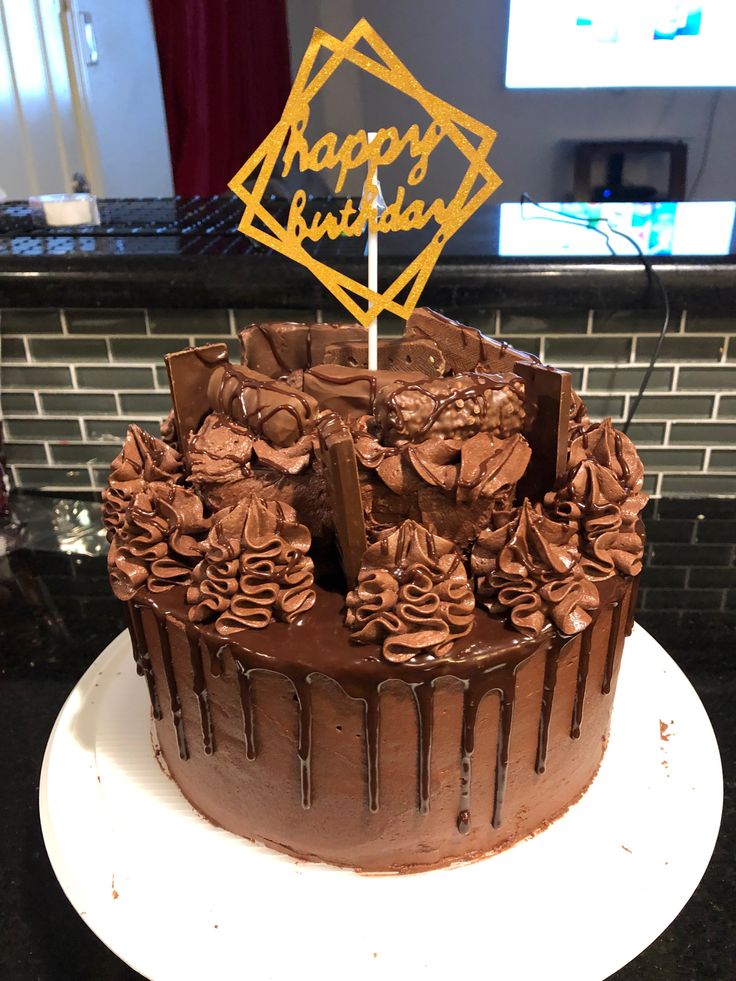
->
[498,201,736,256]
[505,2,736,88]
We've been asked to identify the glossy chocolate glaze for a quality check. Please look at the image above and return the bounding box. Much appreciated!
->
[128,572,635,872]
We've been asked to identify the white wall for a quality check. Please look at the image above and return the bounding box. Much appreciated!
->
[0,0,172,199]
[286,0,736,204]
[64,0,172,197]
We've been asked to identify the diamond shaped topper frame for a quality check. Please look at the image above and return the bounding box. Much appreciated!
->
[229,18,501,328]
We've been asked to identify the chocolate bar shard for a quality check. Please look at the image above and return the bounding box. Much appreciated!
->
[406,307,539,374]
[207,364,319,448]
[240,322,364,377]
[514,362,572,503]
[165,343,230,462]
[316,413,368,587]
[303,364,428,419]
[323,337,446,378]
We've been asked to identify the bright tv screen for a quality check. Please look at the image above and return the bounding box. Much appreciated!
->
[505,2,736,88]
[498,201,736,256]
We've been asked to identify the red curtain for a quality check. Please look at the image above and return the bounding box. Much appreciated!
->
[151,0,291,196]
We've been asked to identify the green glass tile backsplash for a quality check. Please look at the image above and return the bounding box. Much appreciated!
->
[2,305,735,495]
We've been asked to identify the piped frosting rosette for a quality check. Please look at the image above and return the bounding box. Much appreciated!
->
[546,418,648,580]
[346,519,475,662]
[102,424,182,538]
[186,497,316,635]
[471,500,599,638]
[107,483,210,601]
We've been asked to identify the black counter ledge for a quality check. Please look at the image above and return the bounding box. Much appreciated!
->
[1,196,736,311]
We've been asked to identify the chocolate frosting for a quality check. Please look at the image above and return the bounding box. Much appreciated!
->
[160,409,178,448]
[373,372,525,445]
[102,424,182,538]
[471,500,599,637]
[345,520,475,662]
[547,419,647,580]
[568,418,644,492]
[354,422,530,504]
[108,483,210,601]
[187,412,314,507]
[569,390,590,432]
[186,498,316,634]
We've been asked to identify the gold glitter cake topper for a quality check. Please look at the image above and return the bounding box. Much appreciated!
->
[229,18,501,329]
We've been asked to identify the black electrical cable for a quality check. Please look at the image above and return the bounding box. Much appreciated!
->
[687,90,721,200]
[518,194,671,432]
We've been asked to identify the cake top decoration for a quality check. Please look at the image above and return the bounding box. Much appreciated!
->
[228,18,501,332]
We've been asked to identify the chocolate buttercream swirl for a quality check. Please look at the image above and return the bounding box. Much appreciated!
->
[471,500,599,637]
[354,418,531,505]
[569,390,590,435]
[568,417,644,493]
[186,498,315,634]
[160,409,178,448]
[102,424,182,538]
[108,483,209,601]
[547,418,647,580]
[346,520,475,662]
[547,460,647,580]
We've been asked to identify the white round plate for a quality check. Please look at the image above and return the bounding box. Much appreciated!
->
[40,625,722,981]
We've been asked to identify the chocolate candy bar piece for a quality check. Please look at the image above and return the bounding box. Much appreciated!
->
[514,362,572,502]
[316,413,367,587]
[165,343,230,462]
[240,322,364,377]
[374,372,526,445]
[323,337,446,377]
[303,363,428,419]
[207,364,319,448]
[406,307,538,374]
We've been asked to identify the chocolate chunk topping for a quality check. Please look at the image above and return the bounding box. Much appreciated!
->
[324,337,446,377]
[374,372,525,445]
[207,364,318,447]
[316,413,367,586]
[165,343,230,461]
[303,363,428,419]
[514,362,572,502]
[405,307,539,374]
[240,322,364,377]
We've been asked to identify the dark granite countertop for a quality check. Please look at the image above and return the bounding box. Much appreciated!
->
[2,196,736,311]
[0,492,733,980]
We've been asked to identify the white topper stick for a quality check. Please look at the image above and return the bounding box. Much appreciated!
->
[365,131,384,372]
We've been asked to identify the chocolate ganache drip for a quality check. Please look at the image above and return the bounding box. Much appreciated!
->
[108,483,210,601]
[102,424,182,538]
[346,520,475,662]
[547,418,647,580]
[471,500,599,637]
[186,497,316,634]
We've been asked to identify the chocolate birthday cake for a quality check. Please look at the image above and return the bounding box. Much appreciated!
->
[103,310,646,872]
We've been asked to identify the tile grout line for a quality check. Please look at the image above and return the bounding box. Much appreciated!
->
[143,308,152,336]
[59,309,69,336]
